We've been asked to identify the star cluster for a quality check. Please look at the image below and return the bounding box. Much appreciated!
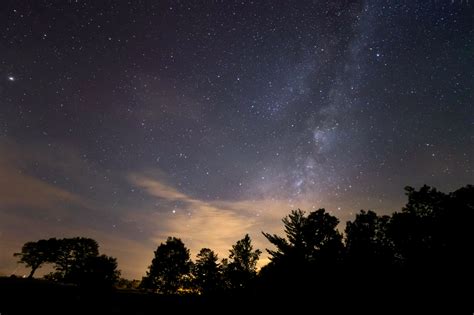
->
[0,1,472,279]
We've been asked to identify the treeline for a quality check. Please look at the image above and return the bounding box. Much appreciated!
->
[259,184,473,303]
[14,185,474,300]
[140,234,261,294]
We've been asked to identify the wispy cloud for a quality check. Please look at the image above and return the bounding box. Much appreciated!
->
[129,174,262,263]
[128,174,329,268]
[0,160,81,210]
[129,174,192,202]
[0,139,151,279]
[1,138,341,279]
[0,139,284,278]
[0,139,84,211]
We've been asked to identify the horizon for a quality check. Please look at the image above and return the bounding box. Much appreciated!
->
[2,184,468,280]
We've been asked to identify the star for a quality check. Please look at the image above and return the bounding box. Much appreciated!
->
[0,0,470,282]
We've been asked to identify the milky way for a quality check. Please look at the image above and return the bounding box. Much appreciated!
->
[0,1,472,279]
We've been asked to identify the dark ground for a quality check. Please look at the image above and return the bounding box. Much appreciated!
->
[0,276,470,315]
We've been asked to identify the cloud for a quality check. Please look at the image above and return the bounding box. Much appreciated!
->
[0,139,151,279]
[1,138,352,279]
[0,160,81,210]
[0,139,82,211]
[0,138,286,278]
[129,174,259,261]
[129,174,320,268]
[129,174,191,202]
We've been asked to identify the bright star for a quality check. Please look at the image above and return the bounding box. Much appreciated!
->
[8,76,15,81]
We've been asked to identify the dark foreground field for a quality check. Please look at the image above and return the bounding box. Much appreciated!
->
[1,276,471,315]
[1,277,278,315]
[0,277,215,315]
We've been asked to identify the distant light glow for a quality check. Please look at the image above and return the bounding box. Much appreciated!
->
[8,76,15,81]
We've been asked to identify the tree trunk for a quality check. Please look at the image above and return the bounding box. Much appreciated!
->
[28,265,38,278]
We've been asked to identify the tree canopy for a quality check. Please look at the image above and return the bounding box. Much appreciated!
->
[141,237,192,294]
[14,237,120,287]
[193,248,222,295]
[14,238,59,278]
[225,234,261,291]
[263,208,343,266]
[345,210,393,267]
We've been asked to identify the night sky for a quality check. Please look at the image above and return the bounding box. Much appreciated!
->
[1,1,472,279]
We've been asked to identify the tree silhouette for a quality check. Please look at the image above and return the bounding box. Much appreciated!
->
[388,185,450,268]
[304,209,344,263]
[193,248,222,295]
[448,185,474,254]
[386,185,474,271]
[14,237,119,288]
[263,208,343,266]
[345,210,394,267]
[263,209,305,264]
[376,185,474,310]
[7,185,474,314]
[141,236,192,294]
[53,237,100,282]
[14,238,59,278]
[260,209,343,296]
[224,234,261,291]
[66,254,121,288]
[447,185,474,288]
